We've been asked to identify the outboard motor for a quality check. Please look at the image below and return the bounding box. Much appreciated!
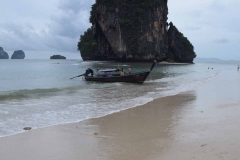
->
[85,68,94,76]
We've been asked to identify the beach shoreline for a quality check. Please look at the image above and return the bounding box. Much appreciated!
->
[0,66,239,160]
[158,61,193,65]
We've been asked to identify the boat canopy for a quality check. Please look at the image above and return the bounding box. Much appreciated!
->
[98,69,119,72]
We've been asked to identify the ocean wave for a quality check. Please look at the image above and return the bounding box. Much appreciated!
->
[0,110,9,114]
[0,87,80,101]
[0,63,223,138]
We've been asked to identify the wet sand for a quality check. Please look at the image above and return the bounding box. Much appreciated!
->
[0,70,239,160]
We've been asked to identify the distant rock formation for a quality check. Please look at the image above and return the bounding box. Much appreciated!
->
[50,55,66,59]
[11,50,25,59]
[167,22,196,63]
[0,47,9,59]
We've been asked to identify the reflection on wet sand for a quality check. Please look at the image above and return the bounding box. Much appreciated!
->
[88,92,196,160]
[0,92,196,160]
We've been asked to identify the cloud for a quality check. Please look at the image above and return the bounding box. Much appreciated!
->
[0,0,240,60]
[0,22,48,51]
[168,0,240,60]
[214,38,229,44]
[45,0,95,52]
[49,8,90,39]
[183,26,201,31]
[57,0,94,14]
[0,0,95,54]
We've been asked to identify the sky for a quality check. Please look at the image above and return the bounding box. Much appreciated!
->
[0,0,239,60]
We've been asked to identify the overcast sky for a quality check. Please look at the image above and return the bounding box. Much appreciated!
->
[0,0,239,60]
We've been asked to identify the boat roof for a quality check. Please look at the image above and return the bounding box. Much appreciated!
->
[98,69,119,72]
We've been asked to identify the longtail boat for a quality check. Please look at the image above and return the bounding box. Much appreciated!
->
[70,60,156,84]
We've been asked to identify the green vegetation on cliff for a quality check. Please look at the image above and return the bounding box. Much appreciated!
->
[78,28,98,59]
[167,22,196,63]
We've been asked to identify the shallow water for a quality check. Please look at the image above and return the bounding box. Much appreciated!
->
[0,59,237,137]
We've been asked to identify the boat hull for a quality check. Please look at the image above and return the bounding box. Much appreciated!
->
[84,71,150,83]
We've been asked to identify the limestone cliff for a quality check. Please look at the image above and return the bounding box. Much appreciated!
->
[0,47,9,59]
[166,22,196,63]
[78,0,196,62]
[11,50,25,59]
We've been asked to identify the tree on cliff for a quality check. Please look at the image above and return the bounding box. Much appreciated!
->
[78,28,98,60]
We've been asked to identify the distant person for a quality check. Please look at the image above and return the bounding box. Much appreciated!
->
[120,68,125,76]
[128,66,131,74]
[238,65,239,71]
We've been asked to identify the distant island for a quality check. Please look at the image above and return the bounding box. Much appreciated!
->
[194,57,240,63]
[11,50,25,59]
[0,47,9,59]
[78,0,196,63]
[50,55,66,59]
[0,48,26,59]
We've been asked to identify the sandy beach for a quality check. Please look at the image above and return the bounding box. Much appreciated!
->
[0,69,239,160]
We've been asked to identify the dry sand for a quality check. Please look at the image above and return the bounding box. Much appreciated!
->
[0,70,240,160]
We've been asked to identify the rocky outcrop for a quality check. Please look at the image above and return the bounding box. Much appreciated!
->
[50,55,66,59]
[78,0,196,63]
[0,47,9,59]
[166,22,196,63]
[11,50,25,59]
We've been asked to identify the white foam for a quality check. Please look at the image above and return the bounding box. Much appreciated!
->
[0,110,8,114]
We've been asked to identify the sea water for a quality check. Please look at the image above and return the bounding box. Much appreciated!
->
[0,59,238,137]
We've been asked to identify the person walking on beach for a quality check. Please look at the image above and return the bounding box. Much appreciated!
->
[238,65,239,71]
